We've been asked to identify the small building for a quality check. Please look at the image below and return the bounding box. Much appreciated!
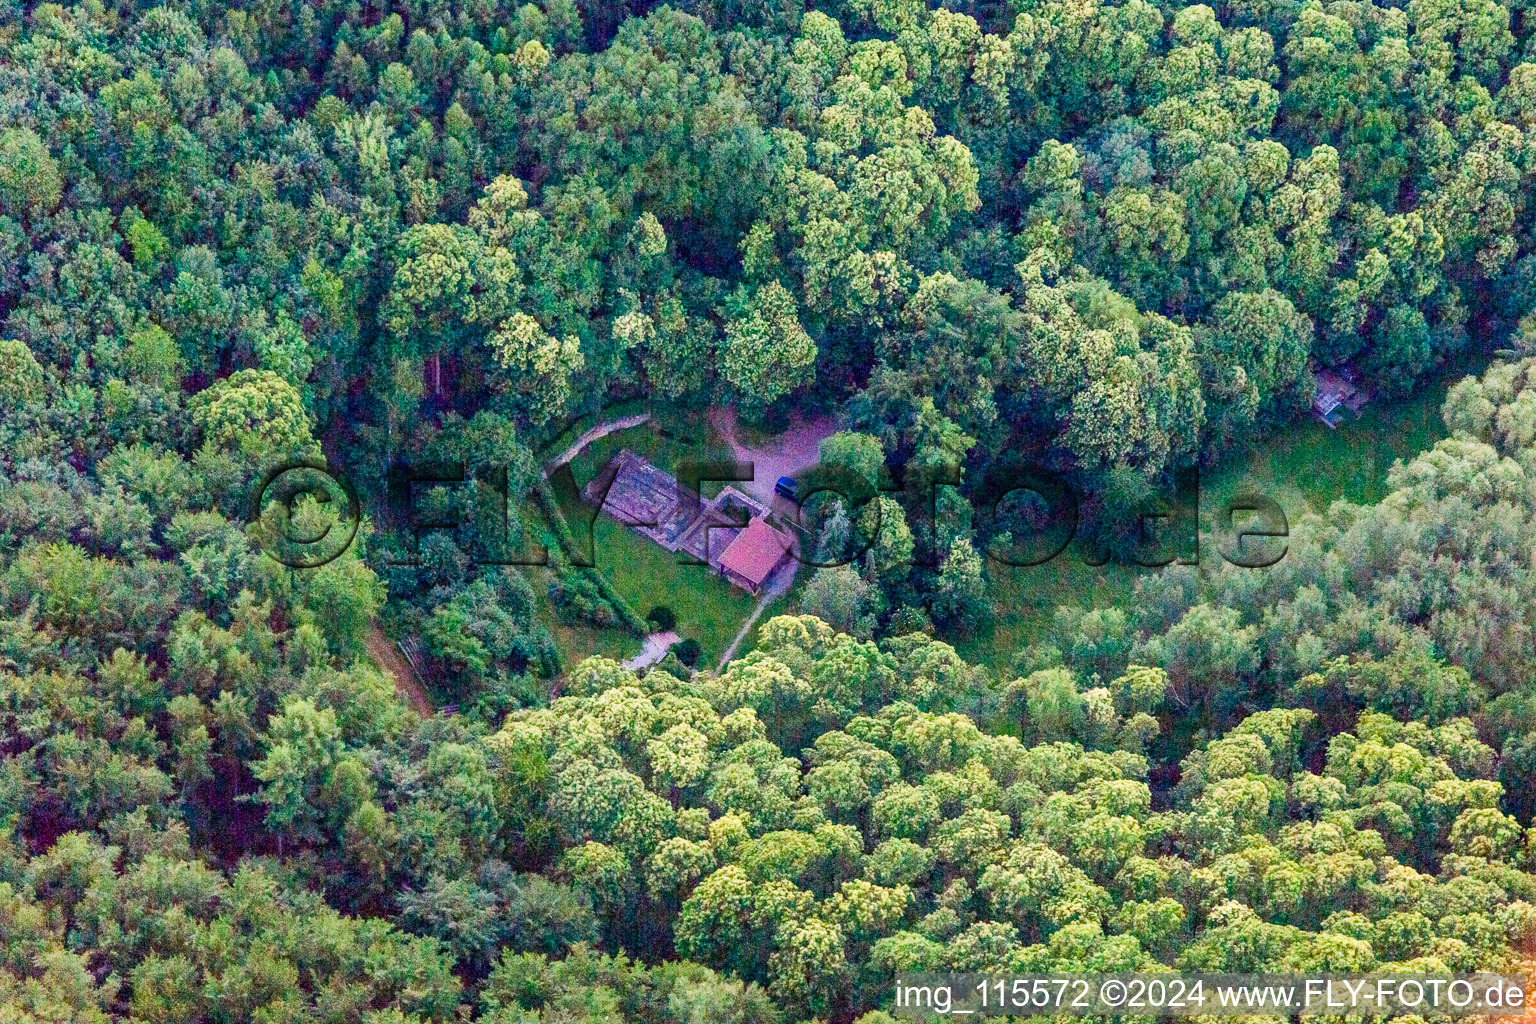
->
[715,518,793,595]
[586,450,794,594]
[1313,367,1366,428]
[586,449,699,549]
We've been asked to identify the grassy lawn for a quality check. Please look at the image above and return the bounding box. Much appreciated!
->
[1201,371,1460,520]
[549,616,640,667]
[589,515,759,666]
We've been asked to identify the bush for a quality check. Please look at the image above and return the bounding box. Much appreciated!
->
[670,638,702,666]
[548,570,617,627]
[646,605,677,631]
[651,652,691,678]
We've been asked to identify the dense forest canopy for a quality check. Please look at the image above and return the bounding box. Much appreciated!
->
[4,0,1536,1019]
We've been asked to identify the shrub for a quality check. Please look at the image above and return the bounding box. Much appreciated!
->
[670,638,702,666]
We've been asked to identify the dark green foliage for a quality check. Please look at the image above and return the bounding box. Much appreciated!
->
[3,0,1536,1020]
[671,638,703,666]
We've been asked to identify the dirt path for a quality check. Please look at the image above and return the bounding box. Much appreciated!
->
[624,630,680,670]
[708,407,838,506]
[541,413,651,478]
[366,623,433,716]
[715,563,796,671]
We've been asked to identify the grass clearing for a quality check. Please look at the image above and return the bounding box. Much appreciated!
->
[1201,372,1460,519]
[588,515,759,666]
[548,615,640,668]
[969,363,1478,676]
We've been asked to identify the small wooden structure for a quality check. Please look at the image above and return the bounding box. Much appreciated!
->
[716,518,793,595]
[1313,367,1367,428]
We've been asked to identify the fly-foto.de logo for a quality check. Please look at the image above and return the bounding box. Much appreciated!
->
[248,405,1291,572]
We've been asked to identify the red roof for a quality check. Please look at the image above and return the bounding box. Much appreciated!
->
[717,518,791,588]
